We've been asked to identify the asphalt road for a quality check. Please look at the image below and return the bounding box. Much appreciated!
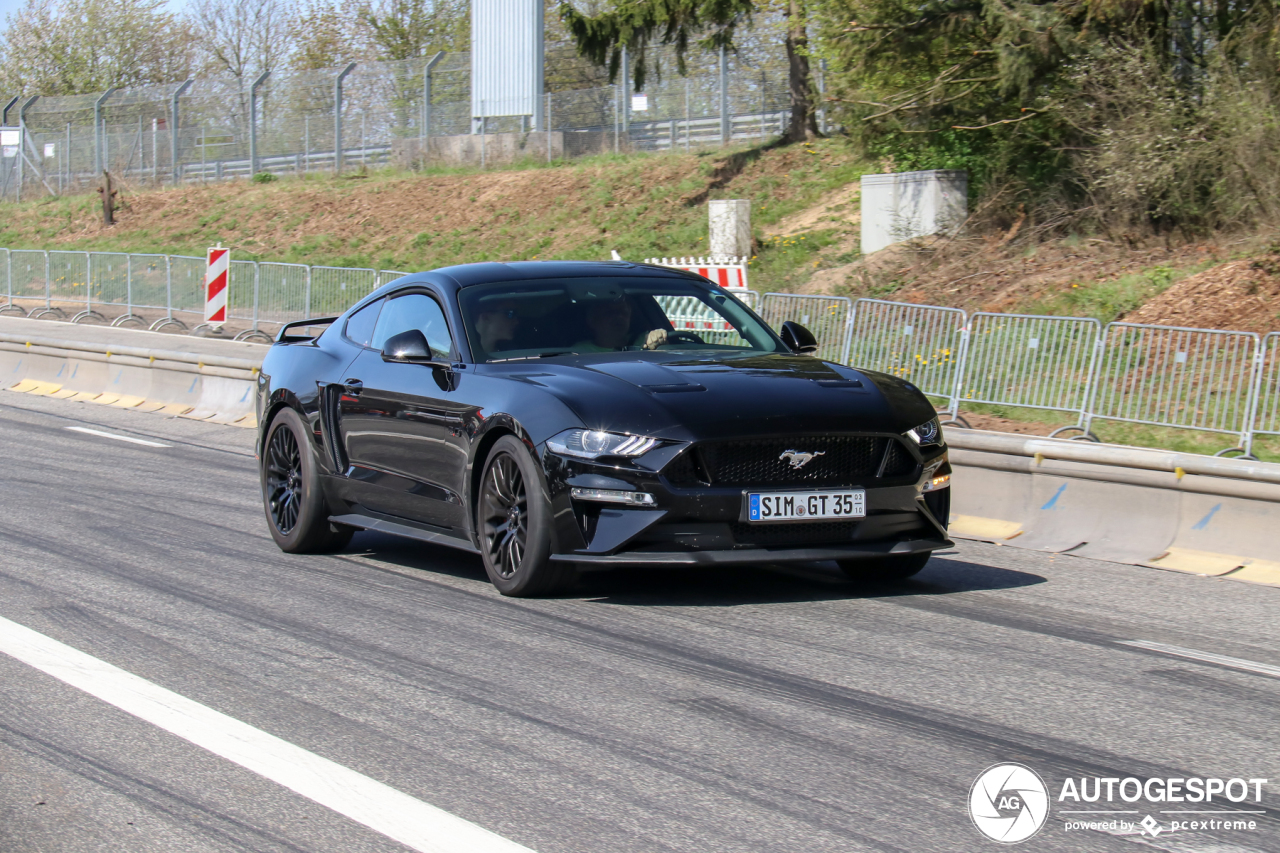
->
[1,389,1277,853]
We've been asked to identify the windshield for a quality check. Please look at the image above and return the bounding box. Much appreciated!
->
[458,276,785,362]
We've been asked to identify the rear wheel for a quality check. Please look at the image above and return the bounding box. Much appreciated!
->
[836,553,931,582]
[262,407,352,553]
[478,435,574,596]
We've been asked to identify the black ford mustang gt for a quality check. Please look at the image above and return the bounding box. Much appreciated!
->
[256,260,952,596]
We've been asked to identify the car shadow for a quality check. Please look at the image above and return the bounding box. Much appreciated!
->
[343,532,1046,607]
[573,554,1046,607]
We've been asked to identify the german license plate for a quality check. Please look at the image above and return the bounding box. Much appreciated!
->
[747,490,866,522]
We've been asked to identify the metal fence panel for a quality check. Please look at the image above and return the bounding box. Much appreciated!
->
[759,293,852,363]
[11,250,47,310]
[378,270,409,288]
[311,266,378,316]
[960,313,1102,421]
[258,262,309,323]
[48,250,89,313]
[170,255,206,318]
[0,249,12,310]
[128,254,170,312]
[847,299,967,406]
[1086,323,1260,447]
[1250,332,1280,441]
[654,294,750,346]
[89,252,130,311]
[227,260,259,324]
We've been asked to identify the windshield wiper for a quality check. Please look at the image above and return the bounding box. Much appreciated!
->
[490,351,575,363]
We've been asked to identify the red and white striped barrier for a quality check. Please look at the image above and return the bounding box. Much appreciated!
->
[644,256,749,290]
[204,245,229,326]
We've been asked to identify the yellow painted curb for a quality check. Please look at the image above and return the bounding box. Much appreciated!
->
[92,393,122,405]
[67,391,101,402]
[49,388,78,399]
[10,379,61,394]
[949,514,1023,541]
[1222,561,1280,588]
[108,395,146,409]
[1145,547,1246,577]
[158,403,194,416]
[134,401,167,413]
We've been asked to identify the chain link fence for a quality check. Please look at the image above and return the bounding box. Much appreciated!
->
[5,42,796,201]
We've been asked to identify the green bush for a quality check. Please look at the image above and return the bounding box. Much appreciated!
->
[252,172,276,184]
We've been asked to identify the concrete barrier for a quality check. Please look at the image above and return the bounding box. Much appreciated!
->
[0,319,262,427]
[948,430,1280,588]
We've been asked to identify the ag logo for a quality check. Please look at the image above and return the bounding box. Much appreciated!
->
[969,763,1050,843]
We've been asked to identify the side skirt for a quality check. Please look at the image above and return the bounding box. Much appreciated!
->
[329,512,479,554]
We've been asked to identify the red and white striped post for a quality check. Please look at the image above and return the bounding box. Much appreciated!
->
[204,244,229,329]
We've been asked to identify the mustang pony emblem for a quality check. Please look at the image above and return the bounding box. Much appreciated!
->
[779,450,826,469]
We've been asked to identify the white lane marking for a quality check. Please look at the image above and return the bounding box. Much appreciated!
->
[1120,640,1280,680]
[64,426,171,448]
[0,615,534,853]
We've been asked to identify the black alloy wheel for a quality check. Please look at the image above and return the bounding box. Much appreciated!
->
[477,435,573,596]
[266,421,303,535]
[261,407,352,554]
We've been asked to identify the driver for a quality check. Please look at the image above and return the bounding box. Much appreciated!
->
[475,301,521,354]
[574,296,671,352]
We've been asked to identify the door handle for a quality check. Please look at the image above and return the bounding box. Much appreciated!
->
[343,378,363,396]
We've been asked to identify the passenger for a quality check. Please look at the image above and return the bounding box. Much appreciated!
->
[475,302,521,354]
[574,297,669,352]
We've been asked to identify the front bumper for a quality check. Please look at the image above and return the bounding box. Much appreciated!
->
[542,440,951,563]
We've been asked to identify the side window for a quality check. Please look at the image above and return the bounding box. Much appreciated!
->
[344,298,383,348]
[370,293,453,359]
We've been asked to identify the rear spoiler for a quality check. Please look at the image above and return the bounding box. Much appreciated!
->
[276,316,340,343]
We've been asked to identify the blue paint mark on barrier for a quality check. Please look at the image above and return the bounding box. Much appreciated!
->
[55,364,64,378]
[187,377,198,393]
[114,369,123,384]
[239,386,249,403]
[12,359,22,372]
[1041,483,1068,511]
[71,364,78,379]
[1192,503,1222,530]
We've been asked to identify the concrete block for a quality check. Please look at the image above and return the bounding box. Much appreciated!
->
[709,200,751,258]
[861,170,967,255]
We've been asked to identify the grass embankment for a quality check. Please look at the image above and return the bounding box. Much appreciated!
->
[0,140,865,292]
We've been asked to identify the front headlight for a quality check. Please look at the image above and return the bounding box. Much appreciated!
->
[906,417,943,446]
[545,429,659,459]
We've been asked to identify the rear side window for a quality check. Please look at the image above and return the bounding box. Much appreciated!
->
[344,298,383,348]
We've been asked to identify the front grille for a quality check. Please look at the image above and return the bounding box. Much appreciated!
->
[729,521,859,546]
[666,435,916,488]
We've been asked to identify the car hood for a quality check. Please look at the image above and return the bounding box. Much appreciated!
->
[489,352,937,441]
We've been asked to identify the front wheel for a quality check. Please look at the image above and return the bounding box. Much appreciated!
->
[261,407,352,553]
[836,552,931,583]
[477,435,575,597]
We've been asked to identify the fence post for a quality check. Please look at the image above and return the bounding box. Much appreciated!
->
[252,262,261,331]
[17,96,39,201]
[718,45,729,144]
[945,325,972,420]
[685,78,691,152]
[93,88,116,175]
[249,71,270,176]
[620,46,630,138]
[304,265,312,320]
[547,92,552,162]
[170,80,192,186]
[164,255,173,321]
[43,250,50,312]
[334,62,356,174]
[422,51,445,160]
[1241,338,1267,455]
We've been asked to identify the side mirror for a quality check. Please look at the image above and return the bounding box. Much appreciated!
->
[780,321,819,356]
[382,329,448,367]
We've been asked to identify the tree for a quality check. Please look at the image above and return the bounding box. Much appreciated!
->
[190,0,294,81]
[559,0,821,143]
[356,0,467,61]
[290,0,360,70]
[0,0,193,95]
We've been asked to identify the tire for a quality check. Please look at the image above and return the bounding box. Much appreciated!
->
[261,407,353,554]
[836,552,931,583]
[477,435,575,597]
